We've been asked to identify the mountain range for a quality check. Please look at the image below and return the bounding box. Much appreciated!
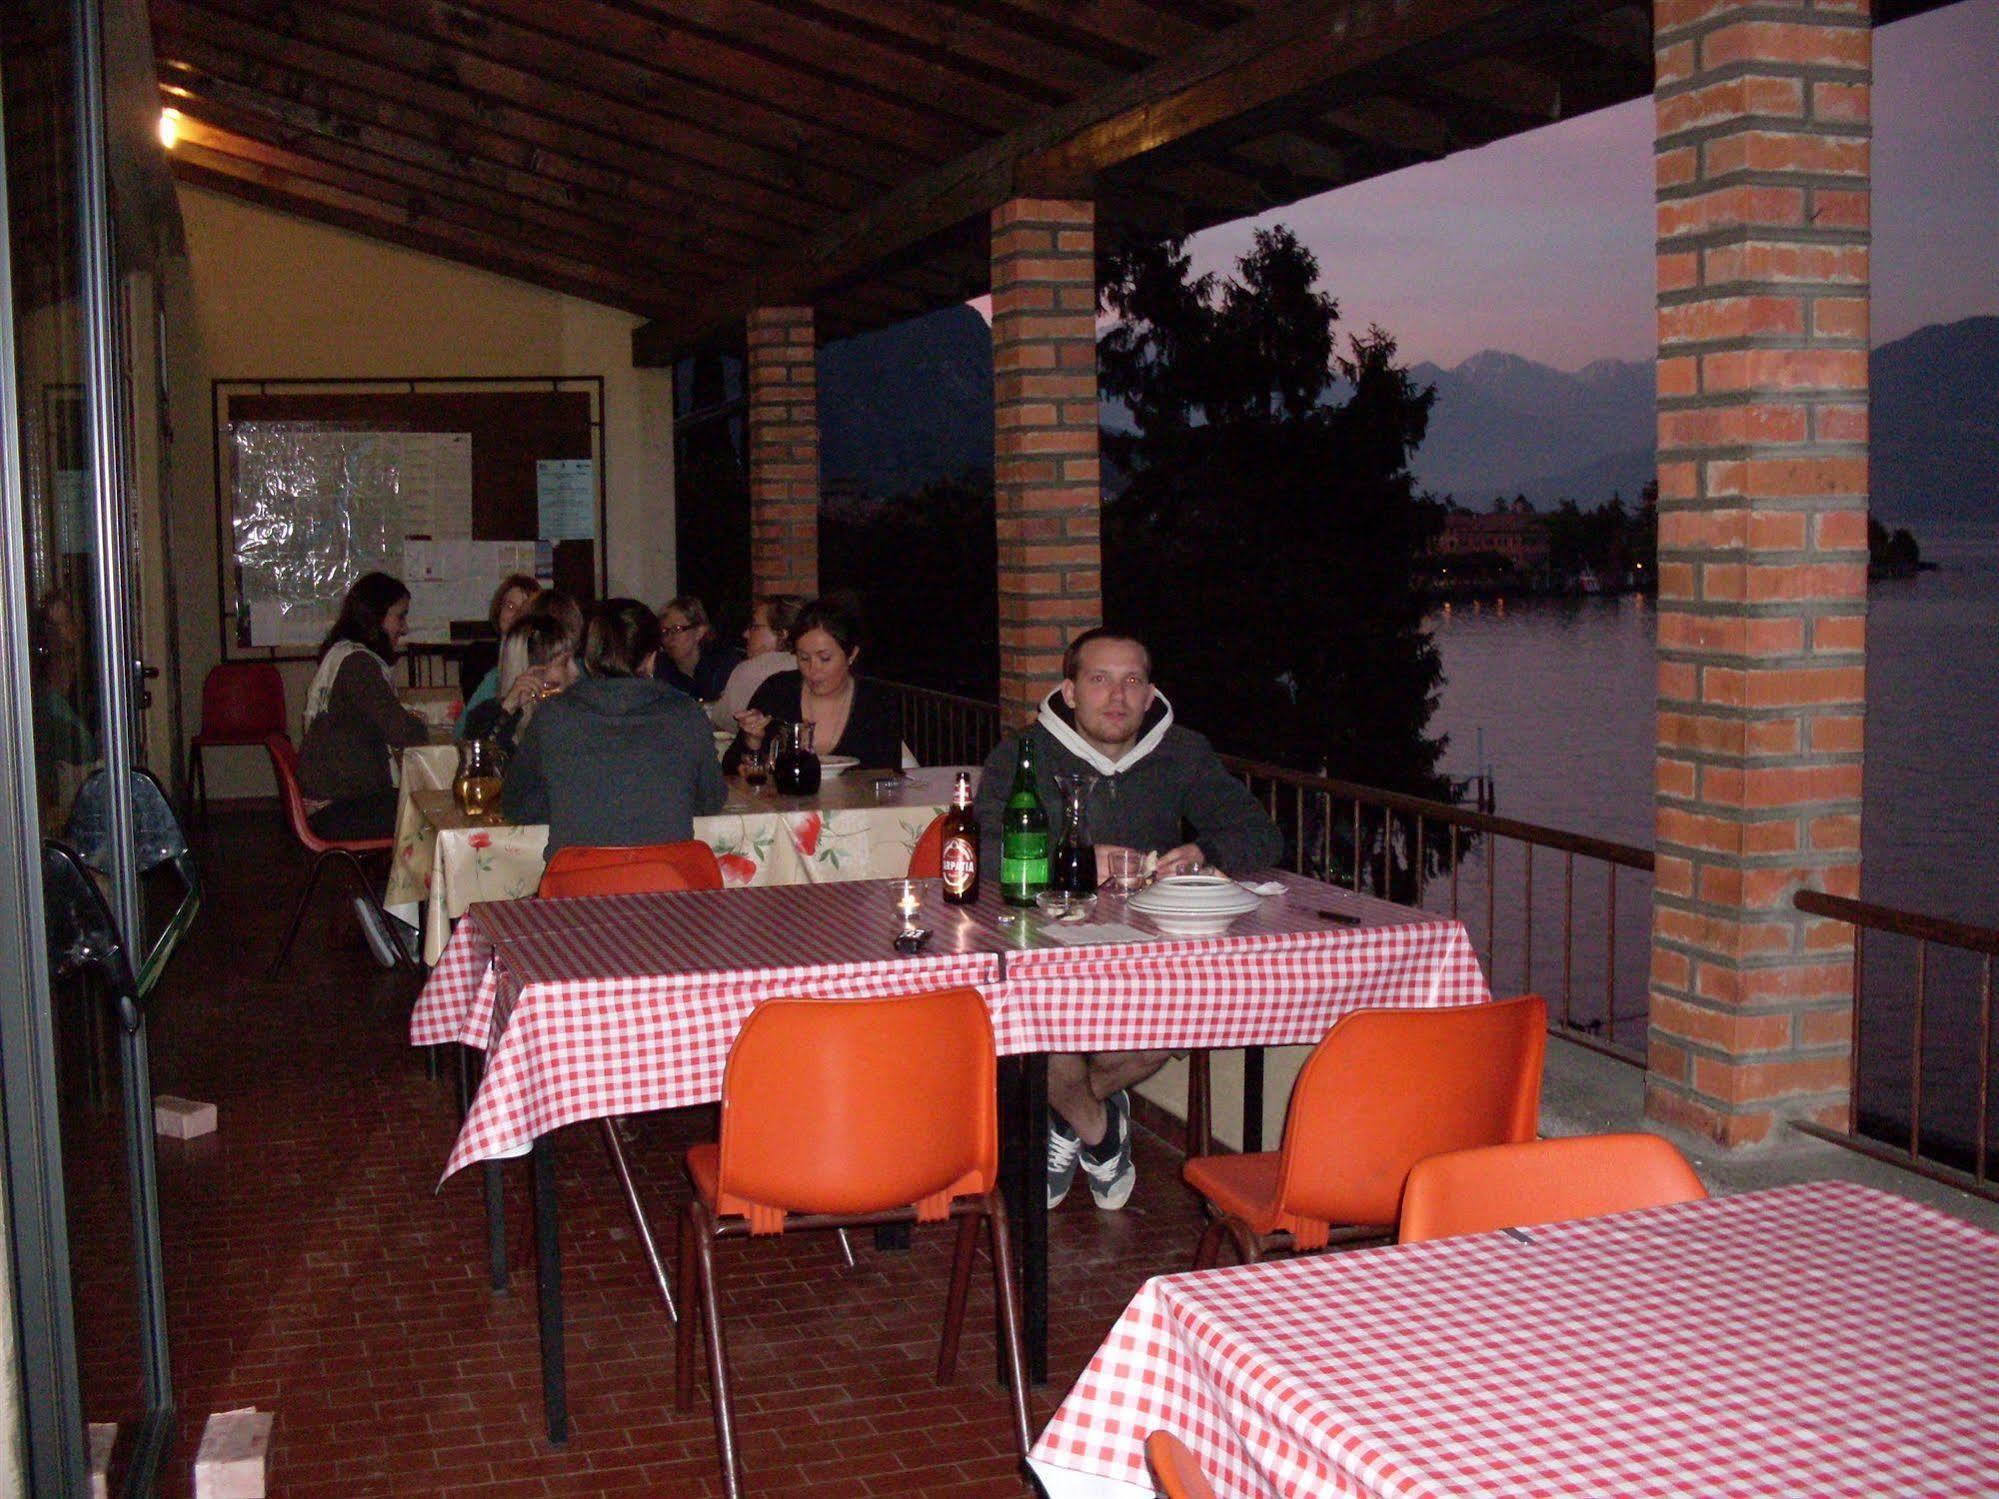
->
[819,309,1999,528]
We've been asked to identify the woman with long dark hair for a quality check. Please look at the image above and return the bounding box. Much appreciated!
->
[298,571,428,842]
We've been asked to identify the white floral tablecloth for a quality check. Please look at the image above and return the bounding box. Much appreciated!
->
[386,750,965,964]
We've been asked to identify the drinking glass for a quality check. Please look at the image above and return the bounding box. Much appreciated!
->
[1105,848,1145,895]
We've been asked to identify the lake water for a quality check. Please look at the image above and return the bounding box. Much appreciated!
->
[1425,525,1999,1151]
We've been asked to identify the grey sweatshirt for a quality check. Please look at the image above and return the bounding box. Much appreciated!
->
[502,675,727,855]
[974,688,1283,874]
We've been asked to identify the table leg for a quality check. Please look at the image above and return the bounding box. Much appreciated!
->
[998,1054,1050,1385]
[485,1162,509,1292]
[531,1134,568,1445]
[1243,1046,1266,1154]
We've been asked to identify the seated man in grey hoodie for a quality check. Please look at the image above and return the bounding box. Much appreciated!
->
[504,598,727,855]
[974,627,1282,1212]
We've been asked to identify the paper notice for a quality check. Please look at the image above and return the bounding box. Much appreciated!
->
[536,458,595,540]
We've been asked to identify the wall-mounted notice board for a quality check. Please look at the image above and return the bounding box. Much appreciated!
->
[212,377,605,657]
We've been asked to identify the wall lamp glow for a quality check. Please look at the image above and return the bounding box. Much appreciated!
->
[158,109,180,149]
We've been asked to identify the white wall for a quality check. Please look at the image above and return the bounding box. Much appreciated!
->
[162,185,676,796]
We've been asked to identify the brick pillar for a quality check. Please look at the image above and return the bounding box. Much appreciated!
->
[746,305,819,597]
[991,197,1101,727]
[1648,0,1870,1145]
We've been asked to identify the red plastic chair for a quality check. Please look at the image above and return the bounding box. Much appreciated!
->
[1146,1432,1218,1499]
[187,663,288,822]
[537,840,723,1321]
[906,812,946,879]
[1398,1133,1707,1245]
[676,988,1030,1498]
[1184,994,1547,1267]
[539,840,723,897]
[264,733,406,978]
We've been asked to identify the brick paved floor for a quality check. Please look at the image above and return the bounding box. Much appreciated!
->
[71,810,1212,1496]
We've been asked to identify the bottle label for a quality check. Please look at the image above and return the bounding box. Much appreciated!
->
[941,836,977,895]
[1000,831,1051,893]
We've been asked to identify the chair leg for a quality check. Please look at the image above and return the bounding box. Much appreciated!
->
[1193,1216,1229,1271]
[982,1192,1034,1460]
[692,1211,744,1499]
[186,743,206,827]
[1222,1217,1263,1268]
[600,1118,676,1323]
[1186,1049,1212,1159]
[673,1206,700,1413]
[834,1227,857,1268]
[936,1208,981,1382]
[268,851,332,978]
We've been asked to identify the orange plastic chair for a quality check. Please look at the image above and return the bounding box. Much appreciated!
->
[264,733,406,978]
[1184,994,1547,1268]
[539,840,723,897]
[537,839,722,1323]
[1146,1432,1218,1499]
[187,662,288,822]
[906,811,947,879]
[1398,1133,1707,1244]
[676,988,1030,1498]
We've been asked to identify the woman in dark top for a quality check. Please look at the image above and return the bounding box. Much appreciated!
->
[655,595,743,702]
[504,599,726,855]
[728,596,905,771]
[298,572,428,841]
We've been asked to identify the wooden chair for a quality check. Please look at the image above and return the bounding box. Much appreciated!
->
[1146,1431,1218,1499]
[1398,1133,1707,1244]
[264,733,407,978]
[676,987,1031,1498]
[186,663,287,823]
[1184,994,1547,1268]
[537,839,725,1321]
[539,839,724,897]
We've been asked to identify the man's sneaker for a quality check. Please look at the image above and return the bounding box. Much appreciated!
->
[1080,1090,1137,1210]
[1047,1113,1083,1208]
[352,896,401,969]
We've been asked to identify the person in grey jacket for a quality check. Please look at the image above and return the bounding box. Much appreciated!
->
[974,627,1281,1214]
[503,598,726,856]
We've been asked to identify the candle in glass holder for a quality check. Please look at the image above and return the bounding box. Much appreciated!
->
[896,879,922,925]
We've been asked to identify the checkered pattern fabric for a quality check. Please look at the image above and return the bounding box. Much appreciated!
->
[408,873,1493,1180]
[1029,1181,1999,1499]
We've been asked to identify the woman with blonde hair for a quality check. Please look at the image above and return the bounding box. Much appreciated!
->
[459,613,577,756]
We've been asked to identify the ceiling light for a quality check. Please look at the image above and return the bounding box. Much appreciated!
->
[158,110,180,149]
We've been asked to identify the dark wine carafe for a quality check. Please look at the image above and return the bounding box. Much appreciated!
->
[772,720,821,795]
[1052,773,1098,895]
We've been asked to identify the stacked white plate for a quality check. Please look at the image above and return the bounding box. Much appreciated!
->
[1126,874,1261,936]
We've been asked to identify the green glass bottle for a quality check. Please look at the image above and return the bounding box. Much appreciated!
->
[1000,736,1051,906]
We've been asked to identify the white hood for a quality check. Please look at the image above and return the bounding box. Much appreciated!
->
[1036,686,1175,777]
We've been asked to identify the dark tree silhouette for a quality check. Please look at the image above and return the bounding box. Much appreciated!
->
[1099,226,1451,808]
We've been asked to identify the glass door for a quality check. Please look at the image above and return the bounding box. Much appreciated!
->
[2,0,176,1491]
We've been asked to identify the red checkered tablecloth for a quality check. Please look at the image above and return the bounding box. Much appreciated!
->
[409,874,1493,1180]
[1030,1180,1999,1499]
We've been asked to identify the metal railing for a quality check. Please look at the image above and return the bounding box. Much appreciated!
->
[1792,890,1999,1204]
[877,678,1653,1062]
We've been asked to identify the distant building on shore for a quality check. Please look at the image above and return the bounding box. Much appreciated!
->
[1432,500,1550,572]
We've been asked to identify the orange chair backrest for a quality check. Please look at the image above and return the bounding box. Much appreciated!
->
[539,840,723,898]
[1274,994,1547,1230]
[906,812,946,880]
[201,662,288,741]
[1145,1432,1217,1499]
[263,734,324,851]
[715,987,996,1227]
[1398,1133,1707,1244]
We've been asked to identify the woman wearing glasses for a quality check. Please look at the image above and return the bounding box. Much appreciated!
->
[654,595,743,703]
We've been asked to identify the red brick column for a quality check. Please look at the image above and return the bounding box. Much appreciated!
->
[1648,0,1870,1145]
[746,305,819,597]
[991,197,1101,727]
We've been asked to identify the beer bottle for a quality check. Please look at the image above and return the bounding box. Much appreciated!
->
[999,738,1051,906]
[940,771,980,905]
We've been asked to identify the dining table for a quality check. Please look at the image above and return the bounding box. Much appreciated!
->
[409,870,1493,1444]
[384,742,963,961]
[1028,1179,1999,1499]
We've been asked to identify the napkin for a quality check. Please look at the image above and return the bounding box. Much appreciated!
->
[1236,879,1287,897]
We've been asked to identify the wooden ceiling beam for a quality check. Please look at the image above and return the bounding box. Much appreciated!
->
[151,4,823,238]
[633,0,1625,358]
[164,101,729,282]
[1322,96,1457,159]
[1433,55,1564,120]
[337,0,963,185]
[169,152,690,318]
[944,0,1213,66]
[168,118,730,298]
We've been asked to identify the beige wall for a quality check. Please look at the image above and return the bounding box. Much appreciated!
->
[163,185,676,797]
